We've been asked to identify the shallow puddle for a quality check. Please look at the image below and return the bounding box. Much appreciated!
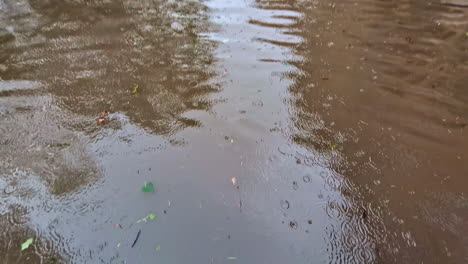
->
[0,0,467,263]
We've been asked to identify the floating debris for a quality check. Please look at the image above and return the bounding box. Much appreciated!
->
[97,110,109,125]
[149,213,156,221]
[141,182,154,193]
[137,213,156,223]
[21,238,34,251]
[289,220,298,229]
[131,230,141,248]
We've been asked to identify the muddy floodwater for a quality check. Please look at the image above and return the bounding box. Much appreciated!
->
[0,0,467,263]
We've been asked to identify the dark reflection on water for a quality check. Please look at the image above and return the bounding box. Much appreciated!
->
[266,0,468,263]
[251,0,380,262]
[2,0,218,135]
[1,0,217,262]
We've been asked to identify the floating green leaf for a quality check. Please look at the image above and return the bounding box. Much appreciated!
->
[227,257,237,260]
[132,85,138,94]
[117,243,121,248]
[155,245,160,251]
[21,238,34,251]
[149,213,155,221]
[141,182,154,193]
[137,213,156,223]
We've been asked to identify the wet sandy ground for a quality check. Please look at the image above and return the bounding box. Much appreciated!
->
[0,0,467,263]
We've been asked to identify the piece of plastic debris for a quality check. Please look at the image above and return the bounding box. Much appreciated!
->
[114,223,122,229]
[149,213,156,221]
[227,257,237,260]
[222,39,229,43]
[141,182,154,193]
[131,230,141,248]
[132,85,138,94]
[156,245,161,251]
[231,177,236,185]
[21,238,34,251]
[230,139,234,143]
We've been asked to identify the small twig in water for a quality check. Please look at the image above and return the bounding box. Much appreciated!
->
[131,230,141,248]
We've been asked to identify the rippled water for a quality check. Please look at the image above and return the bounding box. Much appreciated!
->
[0,0,467,263]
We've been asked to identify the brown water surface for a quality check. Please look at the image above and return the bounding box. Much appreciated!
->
[0,0,467,263]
